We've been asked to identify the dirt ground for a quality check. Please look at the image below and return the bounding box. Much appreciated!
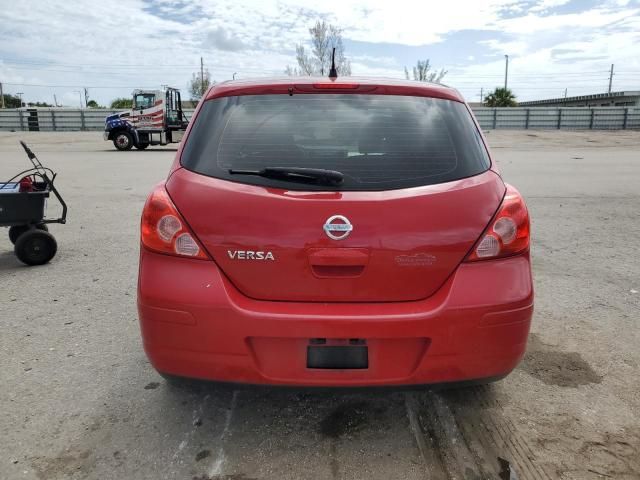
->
[0,130,639,480]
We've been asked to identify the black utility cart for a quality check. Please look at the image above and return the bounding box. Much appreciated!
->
[0,141,67,265]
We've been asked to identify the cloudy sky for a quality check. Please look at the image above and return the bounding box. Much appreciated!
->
[1,0,639,106]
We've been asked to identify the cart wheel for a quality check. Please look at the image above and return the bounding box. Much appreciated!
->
[113,132,133,151]
[9,225,29,245]
[14,230,58,266]
[135,143,149,150]
[9,224,48,245]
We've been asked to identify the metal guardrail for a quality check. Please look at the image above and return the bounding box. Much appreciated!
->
[1,107,639,131]
[472,107,640,130]
[0,108,124,132]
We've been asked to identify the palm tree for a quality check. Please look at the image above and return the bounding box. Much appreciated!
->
[484,87,517,107]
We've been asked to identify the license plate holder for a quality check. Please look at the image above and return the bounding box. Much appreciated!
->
[306,345,368,369]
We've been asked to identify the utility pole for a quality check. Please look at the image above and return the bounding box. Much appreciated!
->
[53,94,59,107]
[200,57,204,96]
[480,87,484,104]
[608,63,614,94]
[17,92,24,107]
[84,87,89,108]
[564,88,567,98]
[0,82,4,108]
[504,55,509,90]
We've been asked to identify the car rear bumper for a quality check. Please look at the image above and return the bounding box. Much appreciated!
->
[138,249,533,387]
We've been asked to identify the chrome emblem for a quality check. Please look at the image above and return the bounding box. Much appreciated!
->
[323,215,352,240]
[227,250,275,261]
[395,253,436,266]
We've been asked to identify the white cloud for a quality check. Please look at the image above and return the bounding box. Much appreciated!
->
[530,0,572,12]
[0,0,639,104]
[274,0,521,45]
[492,7,636,34]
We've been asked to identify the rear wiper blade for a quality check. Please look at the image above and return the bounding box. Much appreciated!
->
[228,167,344,186]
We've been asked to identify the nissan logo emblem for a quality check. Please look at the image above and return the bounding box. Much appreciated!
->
[323,215,352,240]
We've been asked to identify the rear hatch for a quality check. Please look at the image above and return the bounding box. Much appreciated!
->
[167,93,503,302]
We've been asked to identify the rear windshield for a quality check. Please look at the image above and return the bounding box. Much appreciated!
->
[181,94,490,191]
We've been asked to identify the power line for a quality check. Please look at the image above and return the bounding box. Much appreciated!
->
[448,78,621,83]
[3,82,161,89]
[4,71,618,83]
[4,70,631,85]
[446,71,612,77]
[1,59,214,67]
[2,59,627,76]
[3,80,634,91]
[2,64,616,77]
[0,59,274,74]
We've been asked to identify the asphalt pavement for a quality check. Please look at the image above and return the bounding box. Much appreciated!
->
[1,130,639,480]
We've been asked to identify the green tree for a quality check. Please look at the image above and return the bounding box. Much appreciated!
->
[2,94,22,108]
[27,101,53,107]
[404,60,447,84]
[86,100,102,108]
[189,69,212,100]
[110,98,133,109]
[484,87,517,107]
[285,20,351,76]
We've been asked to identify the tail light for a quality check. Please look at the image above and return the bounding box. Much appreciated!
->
[141,184,209,259]
[465,184,530,262]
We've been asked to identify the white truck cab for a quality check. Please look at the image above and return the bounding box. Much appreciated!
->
[104,87,188,151]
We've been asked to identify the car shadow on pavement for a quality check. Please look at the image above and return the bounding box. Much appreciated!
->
[20,344,560,480]
[30,361,551,480]
[98,148,179,153]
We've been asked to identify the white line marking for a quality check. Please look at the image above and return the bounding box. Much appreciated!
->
[208,390,239,477]
[172,394,210,461]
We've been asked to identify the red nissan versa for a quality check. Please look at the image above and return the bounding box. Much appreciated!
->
[137,77,533,387]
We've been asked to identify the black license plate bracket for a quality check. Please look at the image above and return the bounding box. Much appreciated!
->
[306,345,368,369]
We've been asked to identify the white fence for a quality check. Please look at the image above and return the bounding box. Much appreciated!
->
[473,107,640,130]
[1,106,639,131]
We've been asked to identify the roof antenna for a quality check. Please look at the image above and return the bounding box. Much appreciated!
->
[328,47,338,79]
